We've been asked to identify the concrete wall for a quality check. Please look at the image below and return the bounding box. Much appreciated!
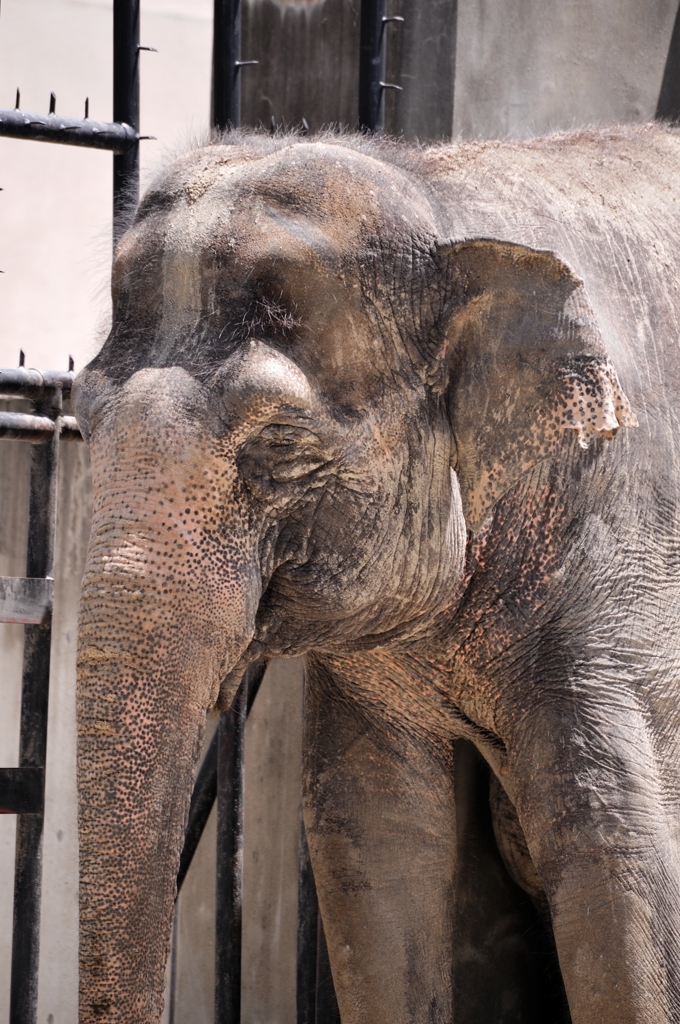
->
[1,1,680,1022]
[452,0,678,139]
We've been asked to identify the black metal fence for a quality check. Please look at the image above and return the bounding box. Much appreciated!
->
[0,0,402,1020]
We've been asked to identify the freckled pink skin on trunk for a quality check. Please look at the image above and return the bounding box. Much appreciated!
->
[76,368,259,1022]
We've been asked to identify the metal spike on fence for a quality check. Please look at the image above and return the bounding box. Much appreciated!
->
[14,88,20,110]
[49,93,56,115]
[84,98,89,119]
[19,350,25,367]
[68,356,74,372]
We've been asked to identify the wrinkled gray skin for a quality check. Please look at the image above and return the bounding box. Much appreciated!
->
[74,123,680,1023]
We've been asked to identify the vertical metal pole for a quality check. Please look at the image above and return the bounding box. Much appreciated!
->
[296,815,319,1024]
[9,401,60,1024]
[212,0,241,130]
[359,0,387,132]
[216,679,246,1024]
[215,660,265,1023]
[113,0,140,245]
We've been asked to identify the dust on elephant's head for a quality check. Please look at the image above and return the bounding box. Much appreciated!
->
[74,135,634,676]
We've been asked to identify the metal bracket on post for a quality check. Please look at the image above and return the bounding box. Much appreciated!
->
[359,0,404,132]
[212,0,258,131]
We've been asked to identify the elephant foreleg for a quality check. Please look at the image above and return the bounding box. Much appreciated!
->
[507,693,680,1024]
[302,656,457,1024]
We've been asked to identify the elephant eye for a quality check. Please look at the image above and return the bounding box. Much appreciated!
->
[258,424,317,448]
[238,424,329,492]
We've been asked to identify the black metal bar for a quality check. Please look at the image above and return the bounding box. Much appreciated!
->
[359,0,387,131]
[0,577,53,625]
[216,677,247,1023]
[9,416,60,1024]
[214,659,267,1021]
[0,412,58,441]
[177,660,266,895]
[297,815,319,1024]
[0,367,76,396]
[212,0,241,130]
[0,769,45,815]
[0,108,138,152]
[113,0,140,243]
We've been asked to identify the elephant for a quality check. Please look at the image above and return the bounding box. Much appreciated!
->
[72,121,680,1023]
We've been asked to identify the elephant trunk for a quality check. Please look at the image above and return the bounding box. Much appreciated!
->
[77,610,204,1021]
[75,375,260,1022]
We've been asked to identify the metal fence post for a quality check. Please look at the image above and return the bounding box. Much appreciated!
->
[215,678,246,1024]
[296,815,319,1024]
[113,0,140,243]
[8,392,61,1024]
[214,661,266,1023]
[213,0,241,130]
[359,0,403,132]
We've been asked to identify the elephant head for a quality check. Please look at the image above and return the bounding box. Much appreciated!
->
[72,137,634,1022]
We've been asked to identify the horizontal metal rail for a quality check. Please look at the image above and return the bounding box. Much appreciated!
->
[0,108,139,152]
[0,577,53,625]
[0,412,81,442]
[0,367,76,395]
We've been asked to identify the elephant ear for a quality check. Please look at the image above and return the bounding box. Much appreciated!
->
[437,239,637,531]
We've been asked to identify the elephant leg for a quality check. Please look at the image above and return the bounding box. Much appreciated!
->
[303,659,564,1024]
[302,657,457,1024]
[508,694,680,1024]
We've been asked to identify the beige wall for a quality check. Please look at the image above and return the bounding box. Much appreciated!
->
[0,0,213,374]
[452,0,677,139]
